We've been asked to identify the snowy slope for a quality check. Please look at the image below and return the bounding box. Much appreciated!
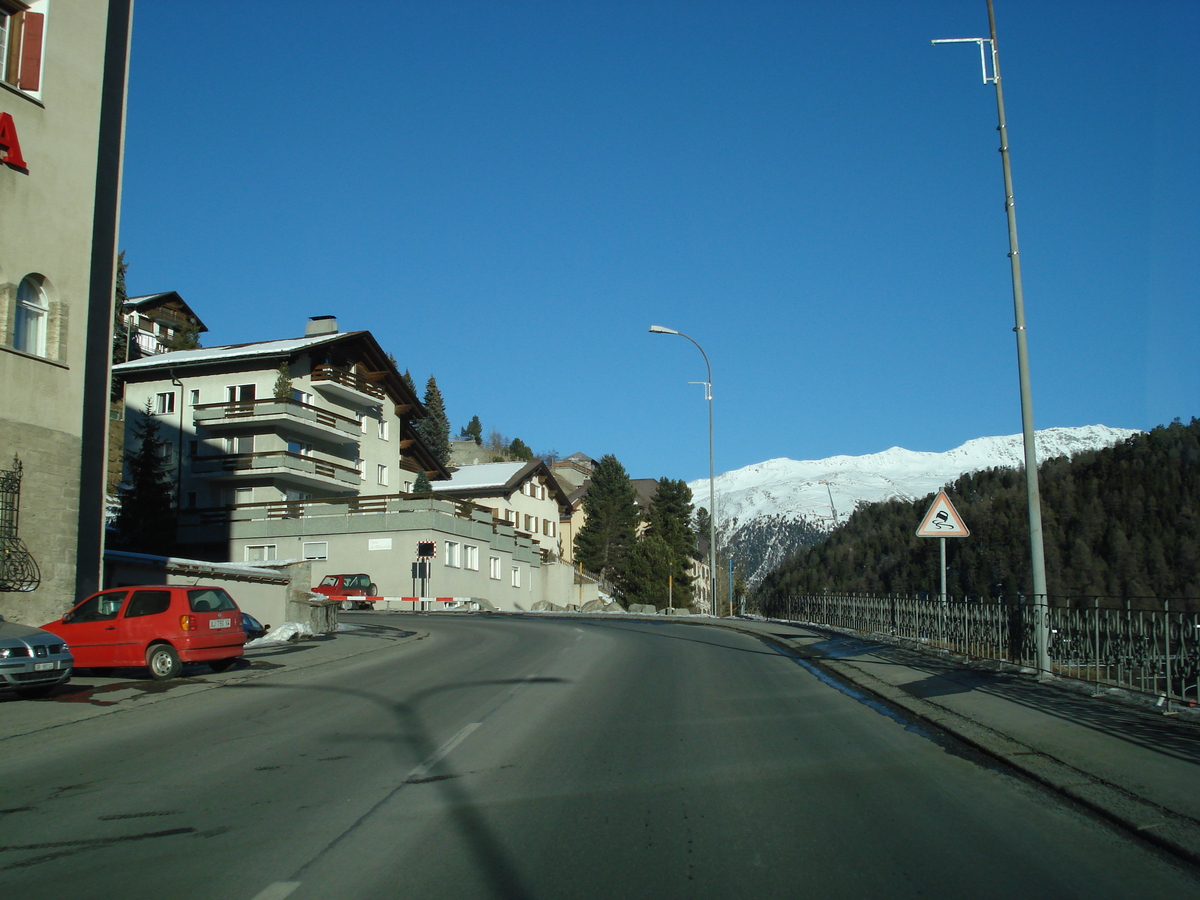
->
[690,425,1139,585]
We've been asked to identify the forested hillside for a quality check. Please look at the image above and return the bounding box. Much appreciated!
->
[755,418,1200,605]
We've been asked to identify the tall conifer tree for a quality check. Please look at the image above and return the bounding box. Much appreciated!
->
[574,454,639,590]
[416,376,451,467]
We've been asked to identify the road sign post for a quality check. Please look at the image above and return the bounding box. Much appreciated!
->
[916,492,970,604]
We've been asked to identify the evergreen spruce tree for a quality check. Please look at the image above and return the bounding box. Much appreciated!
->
[413,470,432,493]
[401,369,416,395]
[508,437,534,461]
[110,251,130,400]
[464,415,483,445]
[273,360,293,400]
[114,400,176,555]
[415,376,451,467]
[165,318,201,352]
[643,478,697,606]
[574,454,639,591]
[623,533,674,609]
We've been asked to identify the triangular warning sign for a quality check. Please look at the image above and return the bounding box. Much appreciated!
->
[916,491,970,538]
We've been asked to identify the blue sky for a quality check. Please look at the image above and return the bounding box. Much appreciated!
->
[119,1,1199,483]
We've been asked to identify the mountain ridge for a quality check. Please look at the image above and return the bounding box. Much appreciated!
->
[690,425,1140,586]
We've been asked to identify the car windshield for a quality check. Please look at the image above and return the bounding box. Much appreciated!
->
[187,588,237,613]
[319,575,339,587]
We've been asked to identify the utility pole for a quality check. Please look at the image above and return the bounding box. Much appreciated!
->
[934,0,1051,677]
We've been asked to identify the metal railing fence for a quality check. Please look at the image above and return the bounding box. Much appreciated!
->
[761,593,1200,706]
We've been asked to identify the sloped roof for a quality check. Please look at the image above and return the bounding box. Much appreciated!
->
[431,461,531,492]
[113,332,350,373]
[124,291,209,333]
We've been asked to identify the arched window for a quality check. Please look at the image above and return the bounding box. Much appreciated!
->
[14,275,47,357]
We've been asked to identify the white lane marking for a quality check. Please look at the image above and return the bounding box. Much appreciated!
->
[250,882,301,900]
[406,722,481,781]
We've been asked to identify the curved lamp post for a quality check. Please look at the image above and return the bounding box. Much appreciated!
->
[649,325,718,616]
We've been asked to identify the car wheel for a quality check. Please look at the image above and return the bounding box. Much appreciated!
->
[146,643,182,681]
[341,600,354,610]
[368,583,378,596]
[16,685,54,700]
[208,658,237,673]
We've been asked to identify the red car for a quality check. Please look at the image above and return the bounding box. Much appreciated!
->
[42,585,246,680]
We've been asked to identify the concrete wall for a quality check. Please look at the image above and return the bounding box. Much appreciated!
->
[0,2,132,625]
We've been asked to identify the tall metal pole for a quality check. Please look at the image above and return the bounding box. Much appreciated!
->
[649,326,719,616]
[934,0,1051,677]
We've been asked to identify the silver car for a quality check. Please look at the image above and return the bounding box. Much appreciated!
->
[0,615,72,699]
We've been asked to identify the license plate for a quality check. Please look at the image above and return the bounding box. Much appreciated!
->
[210,618,231,629]
[34,662,53,671]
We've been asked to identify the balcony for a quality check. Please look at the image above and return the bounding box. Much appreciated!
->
[194,398,361,441]
[310,364,385,404]
[191,451,362,491]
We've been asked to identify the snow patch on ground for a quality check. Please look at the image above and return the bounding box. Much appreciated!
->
[245,622,316,648]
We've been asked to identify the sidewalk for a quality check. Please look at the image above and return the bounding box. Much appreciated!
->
[0,620,425,741]
[723,616,1200,865]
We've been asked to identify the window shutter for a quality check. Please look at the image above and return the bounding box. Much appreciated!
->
[17,11,42,91]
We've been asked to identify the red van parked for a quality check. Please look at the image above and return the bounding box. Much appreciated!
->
[42,585,246,680]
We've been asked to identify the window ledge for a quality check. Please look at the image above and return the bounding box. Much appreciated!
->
[0,343,67,368]
[0,79,44,108]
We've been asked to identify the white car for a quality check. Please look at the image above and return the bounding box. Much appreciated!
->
[0,615,72,699]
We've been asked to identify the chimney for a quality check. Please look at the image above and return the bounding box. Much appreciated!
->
[305,315,338,337]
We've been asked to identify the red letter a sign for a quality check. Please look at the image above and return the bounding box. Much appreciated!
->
[0,113,28,170]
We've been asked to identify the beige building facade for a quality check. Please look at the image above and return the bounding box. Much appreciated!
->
[0,1,132,624]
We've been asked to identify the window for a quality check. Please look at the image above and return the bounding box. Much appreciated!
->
[489,556,501,580]
[189,389,200,405]
[524,514,535,533]
[465,544,478,571]
[511,566,521,588]
[225,435,253,454]
[357,412,366,433]
[1,3,46,98]
[185,491,197,508]
[378,419,389,441]
[404,481,413,493]
[445,541,460,567]
[302,541,328,561]
[244,544,277,562]
[287,440,312,457]
[377,464,388,486]
[13,276,47,356]
[543,519,556,537]
[125,590,171,618]
[187,440,198,458]
[226,384,256,403]
[155,392,175,415]
[356,457,365,481]
[291,389,313,406]
[154,442,173,465]
[224,487,252,506]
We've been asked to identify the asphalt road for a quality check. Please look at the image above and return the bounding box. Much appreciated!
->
[1,614,1198,899]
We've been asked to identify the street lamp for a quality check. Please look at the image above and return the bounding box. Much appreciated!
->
[649,325,718,616]
[934,0,1051,677]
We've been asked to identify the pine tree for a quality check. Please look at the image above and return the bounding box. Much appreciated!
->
[273,360,293,400]
[401,369,416,395]
[165,318,201,352]
[114,400,176,555]
[413,470,431,493]
[415,376,451,468]
[623,533,674,609]
[643,478,697,606]
[574,454,639,590]
[508,437,534,461]
[464,415,483,445]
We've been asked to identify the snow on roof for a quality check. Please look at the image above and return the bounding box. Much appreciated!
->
[113,332,358,373]
[431,461,530,492]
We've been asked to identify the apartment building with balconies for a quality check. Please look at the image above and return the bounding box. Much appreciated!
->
[119,290,208,359]
[113,316,448,558]
[429,460,572,560]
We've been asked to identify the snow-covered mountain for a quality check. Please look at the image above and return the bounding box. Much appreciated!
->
[690,425,1139,586]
